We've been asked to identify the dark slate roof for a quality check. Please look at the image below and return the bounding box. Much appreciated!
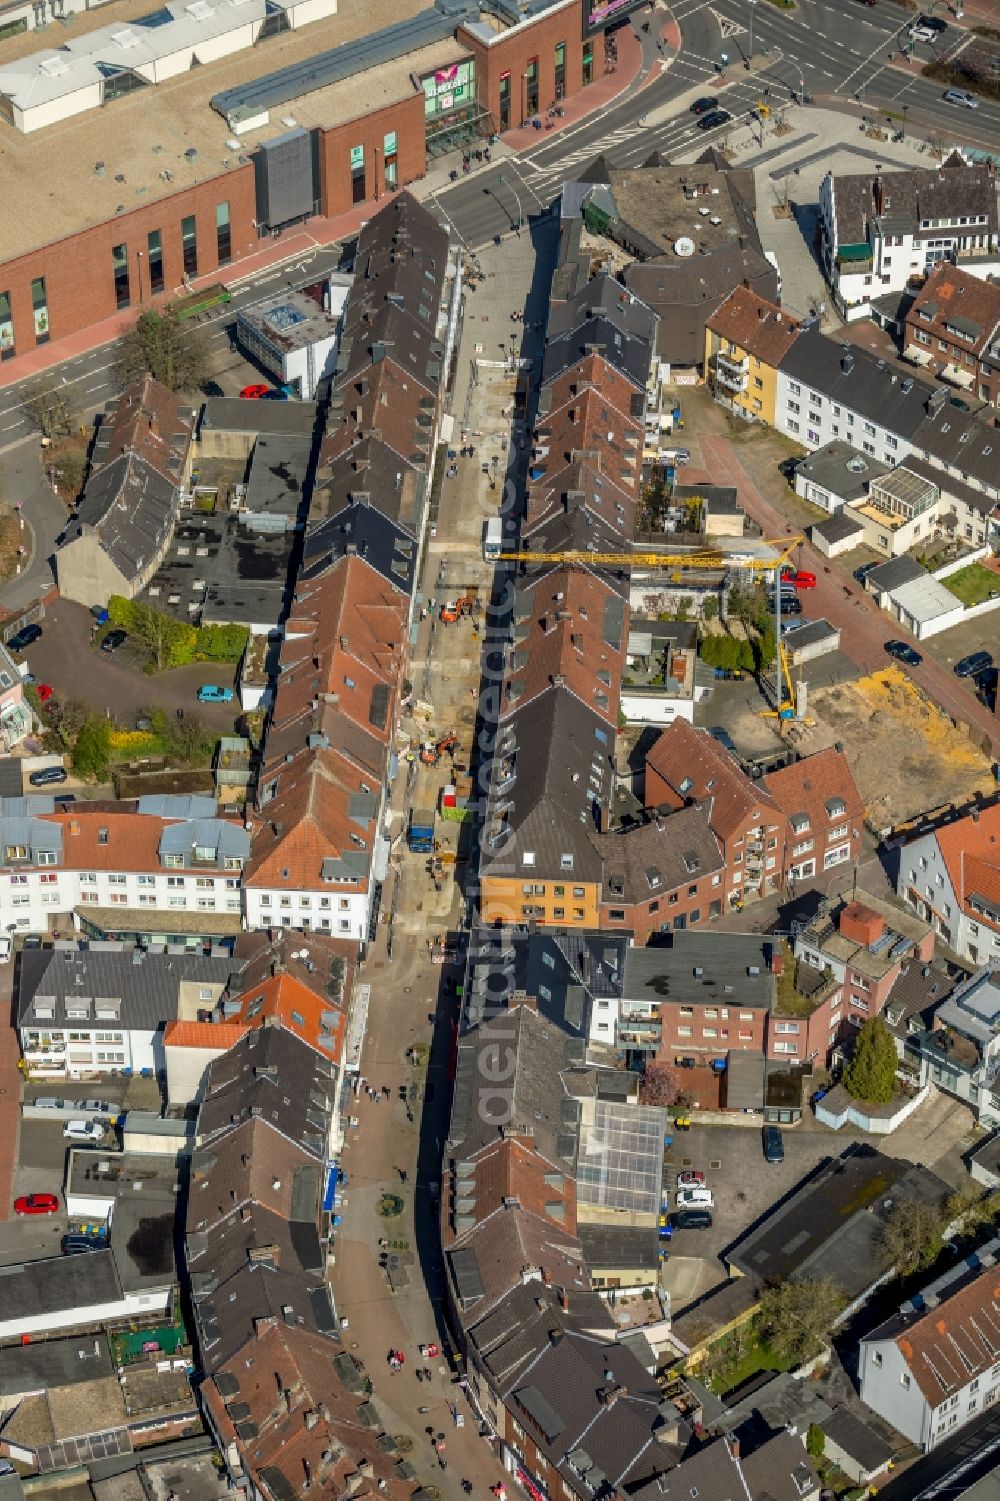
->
[193,1259,337,1373]
[16,944,234,1031]
[598,804,725,908]
[448,1005,588,1168]
[820,1408,895,1473]
[0,1333,114,1395]
[544,276,656,391]
[741,1431,820,1501]
[577,1224,659,1271]
[779,328,936,439]
[654,1438,746,1500]
[467,1280,613,1393]
[866,555,926,592]
[198,399,320,439]
[0,1249,121,1319]
[812,510,866,544]
[797,440,890,505]
[68,452,178,579]
[462,928,625,1037]
[197,1025,336,1158]
[728,1144,950,1299]
[301,500,417,596]
[311,435,425,538]
[624,246,778,357]
[829,157,998,248]
[903,453,997,519]
[481,688,613,884]
[623,932,776,1011]
[911,408,1000,497]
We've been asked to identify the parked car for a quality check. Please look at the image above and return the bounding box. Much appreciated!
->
[239,383,270,399]
[675,1187,715,1209]
[31,1096,67,1110]
[63,1119,104,1142]
[943,87,978,108]
[770,595,803,615]
[29,766,68,786]
[61,1233,105,1254]
[853,561,878,584]
[782,570,816,589]
[671,1208,713,1229]
[197,684,234,703]
[259,388,289,400]
[36,683,53,703]
[707,727,737,754]
[780,619,808,637]
[7,623,42,653]
[676,1170,705,1187]
[100,628,128,654]
[909,20,943,41]
[699,110,731,130]
[885,640,922,666]
[690,96,719,114]
[80,1099,116,1117]
[762,1125,785,1163]
[955,650,993,678]
[658,447,691,466]
[14,1192,60,1215]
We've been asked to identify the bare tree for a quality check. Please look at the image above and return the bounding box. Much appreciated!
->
[640,1060,683,1108]
[21,376,79,439]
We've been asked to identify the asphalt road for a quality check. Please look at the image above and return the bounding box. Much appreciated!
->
[877,1405,1000,1501]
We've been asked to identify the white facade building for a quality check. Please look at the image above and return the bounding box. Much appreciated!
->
[896,805,1000,965]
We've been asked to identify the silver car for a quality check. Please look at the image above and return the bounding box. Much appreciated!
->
[943,88,978,108]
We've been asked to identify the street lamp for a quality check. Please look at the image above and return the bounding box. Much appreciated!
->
[747,0,755,68]
[496,168,523,235]
[374,145,381,201]
[902,102,909,139]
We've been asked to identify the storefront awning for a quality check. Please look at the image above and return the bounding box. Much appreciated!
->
[903,344,934,368]
[941,362,975,390]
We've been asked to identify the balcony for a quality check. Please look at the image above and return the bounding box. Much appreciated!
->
[713,353,749,394]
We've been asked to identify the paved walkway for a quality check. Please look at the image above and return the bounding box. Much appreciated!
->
[0,972,22,1220]
[696,433,1000,756]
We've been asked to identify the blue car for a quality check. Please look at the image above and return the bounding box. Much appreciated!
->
[197,685,234,704]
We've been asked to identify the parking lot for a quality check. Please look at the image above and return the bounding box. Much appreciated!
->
[661,1122,839,1310]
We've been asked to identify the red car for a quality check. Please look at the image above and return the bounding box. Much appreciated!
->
[677,1170,706,1188]
[782,569,817,589]
[37,683,53,703]
[239,383,270,400]
[14,1192,60,1215]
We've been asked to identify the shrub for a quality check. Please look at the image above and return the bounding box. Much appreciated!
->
[73,715,112,779]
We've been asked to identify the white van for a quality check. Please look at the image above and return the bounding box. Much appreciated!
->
[63,1120,105,1142]
[675,1187,715,1209]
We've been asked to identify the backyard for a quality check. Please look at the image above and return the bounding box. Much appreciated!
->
[941,562,1000,608]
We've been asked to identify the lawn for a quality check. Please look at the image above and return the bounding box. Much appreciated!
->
[696,1324,796,1395]
[941,563,999,608]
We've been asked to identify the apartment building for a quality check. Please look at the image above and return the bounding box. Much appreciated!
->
[704,284,802,425]
[818,156,999,320]
[0,795,248,942]
[896,802,1000,965]
[766,746,864,883]
[16,940,233,1077]
[860,1246,1000,1450]
[904,261,1000,405]
[598,803,726,944]
[906,967,1000,1125]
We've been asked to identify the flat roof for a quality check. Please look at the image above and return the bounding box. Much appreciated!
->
[0,0,431,262]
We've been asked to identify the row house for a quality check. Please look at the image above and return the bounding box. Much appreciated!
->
[704,283,802,426]
[0,795,249,944]
[904,260,1000,405]
[906,967,1000,1126]
[16,939,233,1077]
[860,1243,1000,1450]
[818,155,999,320]
[896,800,1000,965]
[766,746,865,884]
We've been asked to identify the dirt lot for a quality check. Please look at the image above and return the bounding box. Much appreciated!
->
[801,666,997,831]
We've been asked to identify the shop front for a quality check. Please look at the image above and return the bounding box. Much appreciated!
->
[582,0,646,77]
[421,57,491,156]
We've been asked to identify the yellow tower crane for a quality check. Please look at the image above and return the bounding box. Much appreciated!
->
[497,535,807,718]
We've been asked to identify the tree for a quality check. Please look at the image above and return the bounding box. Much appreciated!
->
[675,595,694,622]
[42,695,90,755]
[879,1198,945,1276]
[701,596,719,624]
[640,1060,683,1108]
[806,1424,825,1460]
[21,376,78,438]
[118,308,210,393]
[842,1016,897,1104]
[73,715,111,780]
[757,1278,846,1366]
[49,444,88,499]
[754,624,777,674]
[107,596,196,671]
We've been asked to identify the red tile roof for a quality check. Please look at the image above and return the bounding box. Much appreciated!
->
[538,384,644,497]
[895,1264,1000,1404]
[443,1137,577,1242]
[95,373,195,487]
[244,745,374,890]
[645,720,783,843]
[765,746,864,837]
[935,803,1000,930]
[164,1021,246,1051]
[907,262,1000,361]
[505,568,626,725]
[706,285,803,367]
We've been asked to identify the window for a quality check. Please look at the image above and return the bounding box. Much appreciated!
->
[215,201,231,266]
[112,242,130,310]
[525,56,538,117]
[351,144,365,203]
[0,290,13,360]
[901,1373,911,1389]
[383,130,398,191]
[554,40,566,99]
[147,229,164,294]
[787,419,800,435]
[181,214,198,276]
[31,276,49,343]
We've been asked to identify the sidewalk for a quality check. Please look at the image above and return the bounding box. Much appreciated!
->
[0,5,669,394]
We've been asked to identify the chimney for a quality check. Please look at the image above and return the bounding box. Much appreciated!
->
[728,1436,740,1460]
[541,1266,552,1285]
[304,1410,320,1430]
[560,1291,570,1312]
[768,942,783,977]
[521,992,537,1012]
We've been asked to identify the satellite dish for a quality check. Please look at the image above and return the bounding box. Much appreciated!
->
[674,236,696,258]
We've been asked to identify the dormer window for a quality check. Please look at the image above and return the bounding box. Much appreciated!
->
[790,814,810,835]
[826,798,847,819]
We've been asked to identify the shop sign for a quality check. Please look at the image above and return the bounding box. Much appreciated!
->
[583,0,643,36]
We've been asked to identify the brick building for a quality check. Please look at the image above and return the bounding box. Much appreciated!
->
[0,0,645,365]
[904,261,1000,406]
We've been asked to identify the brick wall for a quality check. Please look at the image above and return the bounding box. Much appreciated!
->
[459,0,584,129]
[316,95,426,219]
[0,166,257,356]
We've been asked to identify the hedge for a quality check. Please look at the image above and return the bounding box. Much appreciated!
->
[107,596,248,670]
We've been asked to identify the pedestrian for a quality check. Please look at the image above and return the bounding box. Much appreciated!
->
[382,1084,390,1099]
[400,1170,408,1184]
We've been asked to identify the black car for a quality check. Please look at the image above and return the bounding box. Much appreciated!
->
[770,595,803,615]
[885,640,922,667]
[955,650,993,679]
[762,1125,784,1163]
[28,765,68,787]
[853,561,878,584]
[708,726,737,754]
[699,110,731,130]
[61,1234,104,1255]
[918,13,947,30]
[671,1208,713,1230]
[690,96,719,114]
[7,623,42,653]
[100,628,128,654]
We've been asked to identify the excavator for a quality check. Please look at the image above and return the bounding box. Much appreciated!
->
[420,732,460,765]
[440,595,477,624]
